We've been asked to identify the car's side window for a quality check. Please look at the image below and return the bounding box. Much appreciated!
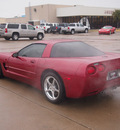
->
[28,25,35,30]
[80,24,84,27]
[77,24,79,27]
[8,24,19,29]
[21,24,27,29]
[18,43,46,58]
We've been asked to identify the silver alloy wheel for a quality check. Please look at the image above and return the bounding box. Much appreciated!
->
[44,76,60,101]
[13,34,19,40]
[71,30,75,34]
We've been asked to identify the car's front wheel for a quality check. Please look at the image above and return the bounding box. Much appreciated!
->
[0,64,4,78]
[37,33,43,40]
[109,31,111,35]
[42,72,65,104]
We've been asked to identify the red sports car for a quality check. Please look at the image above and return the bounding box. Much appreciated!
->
[99,26,116,35]
[0,40,120,103]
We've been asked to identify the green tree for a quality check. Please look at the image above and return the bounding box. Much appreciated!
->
[112,10,120,28]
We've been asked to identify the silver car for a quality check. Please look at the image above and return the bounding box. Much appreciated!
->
[0,23,44,40]
[61,23,89,34]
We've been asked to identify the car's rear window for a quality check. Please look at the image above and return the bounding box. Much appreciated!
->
[50,41,105,57]
[0,24,6,29]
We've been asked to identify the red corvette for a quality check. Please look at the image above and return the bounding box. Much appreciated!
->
[99,26,116,35]
[0,40,120,103]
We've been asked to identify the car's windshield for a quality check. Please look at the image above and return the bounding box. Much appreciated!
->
[51,41,105,57]
[0,24,6,29]
[69,24,75,26]
[40,24,45,26]
[102,26,112,29]
[59,23,68,27]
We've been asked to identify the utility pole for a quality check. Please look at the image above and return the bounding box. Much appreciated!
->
[29,2,32,21]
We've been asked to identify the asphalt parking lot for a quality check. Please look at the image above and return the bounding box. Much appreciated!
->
[0,30,120,130]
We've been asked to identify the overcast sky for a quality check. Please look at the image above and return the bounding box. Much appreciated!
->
[0,0,120,18]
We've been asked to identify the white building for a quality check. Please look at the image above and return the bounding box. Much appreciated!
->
[0,4,119,29]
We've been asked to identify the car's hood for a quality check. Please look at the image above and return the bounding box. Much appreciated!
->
[99,29,110,31]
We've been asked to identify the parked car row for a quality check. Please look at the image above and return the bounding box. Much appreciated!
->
[35,22,89,34]
[0,22,116,41]
[0,23,44,41]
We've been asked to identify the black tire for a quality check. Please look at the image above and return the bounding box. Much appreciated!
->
[37,33,43,40]
[84,29,88,33]
[12,33,19,41]
[42,72,65,104]
[71,29,75,35]
[47,29,51,33]
[4,37,10,40]
[29,37,34,40]
[59,29,62,34]
[109,31,111,35]
[0,64,4,78]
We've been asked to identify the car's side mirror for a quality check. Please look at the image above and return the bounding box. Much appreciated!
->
[12,52,18,57]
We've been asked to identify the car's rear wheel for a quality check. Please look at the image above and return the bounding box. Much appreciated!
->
[4,37,10,40]
[12,33,19,41]
[47,29,51,33]
[59,29,62,34]
[0,64,4,78]
[85,29,88,33]
[71,29,75,35]
[37,33,43,40]
[42,72,65,104]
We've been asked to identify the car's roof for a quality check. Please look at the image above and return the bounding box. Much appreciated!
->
[35,39,77,46]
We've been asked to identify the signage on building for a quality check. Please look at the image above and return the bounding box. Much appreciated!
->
[104,10,114,14]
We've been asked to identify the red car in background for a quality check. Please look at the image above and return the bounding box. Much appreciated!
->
[0,40,120,104]
[99,26,116,35]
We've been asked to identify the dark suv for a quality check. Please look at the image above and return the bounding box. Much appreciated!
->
[51,23,69,34]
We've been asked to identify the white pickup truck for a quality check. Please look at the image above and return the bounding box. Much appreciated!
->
[61,23,89,34]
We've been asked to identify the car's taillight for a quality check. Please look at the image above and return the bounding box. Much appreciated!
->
[68,27,70,29]
[56,27,58,29]
[5,28,7,33]
[44,27,45,29]
[98,64,105,72]
[87,64,105,75]
[87,66,96,75]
